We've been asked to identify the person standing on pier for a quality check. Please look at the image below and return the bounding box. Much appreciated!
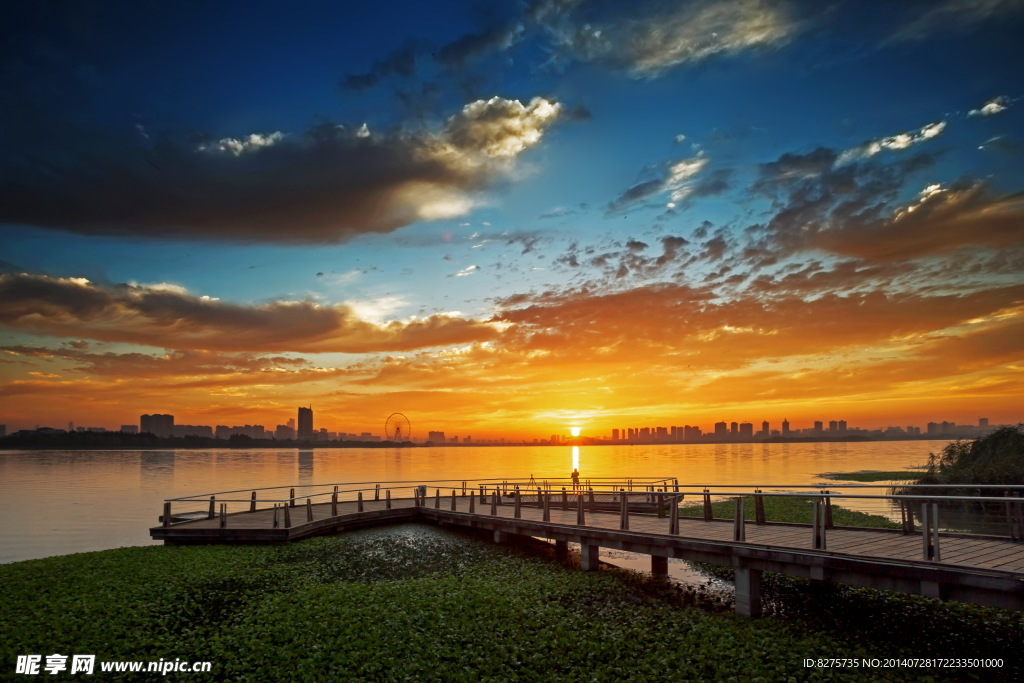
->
[571,468,580,492]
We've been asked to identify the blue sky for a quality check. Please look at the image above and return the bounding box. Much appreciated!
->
[2,0,1023,436]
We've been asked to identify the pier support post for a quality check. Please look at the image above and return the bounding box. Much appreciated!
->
[620,494,629,530]
[385,489,391,510]
[208,496,215,520]
[163,501,171,528]
[469,493,475,513]
[651,555,668,577]
[555,540,568,561]
[734,567,763,617]
[494,530,504,544]
[543,493,550,522]
[306,498,313,522]
[581,544,599,571]
[332,491,338,516]
[754,490,765,525]
[703,488,712,521]
[250,491,256,512]
[357,491,363,512]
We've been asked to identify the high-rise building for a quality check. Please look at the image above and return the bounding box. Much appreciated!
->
[428,431,446,443]
[761,420,769,436]
[297,406,313,439]
[813,421,823,435]
[838,420,847,434]
[979,417,989,427]
[612,428,620,441]
[730,421,738,434]
[782,419,790,436]
[140,414,174,438]
[739,422,753,438]
[714,421,727,436]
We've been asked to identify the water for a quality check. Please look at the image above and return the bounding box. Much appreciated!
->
[0,441,945,564]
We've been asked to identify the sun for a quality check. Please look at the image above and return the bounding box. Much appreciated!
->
[570,427,581,437]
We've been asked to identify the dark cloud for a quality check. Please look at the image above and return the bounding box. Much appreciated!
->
[436,23,524,67]
[0,97,563,244]
[0,273,500,353]
[340,40,419,90]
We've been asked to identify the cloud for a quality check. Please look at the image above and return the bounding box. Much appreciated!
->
[888,0,1024,43]
[436,23,525,66]
[812,181,1024,260]
[534,0,797,78]
[339,40,419,90]
[607,154,709,213]
[0,273,500,353]
[968,95,1013,117]
[0,97,562,244]
[450,265,481,278]
[836,121,946,165]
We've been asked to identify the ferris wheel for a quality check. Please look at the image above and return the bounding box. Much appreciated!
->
[385,413,411,441]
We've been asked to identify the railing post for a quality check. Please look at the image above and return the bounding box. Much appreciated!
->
[669,495,679,535]
[305,498,313,522]
[921,503,930,559]
[250,491,256,512]
[900,500,912,534]
[496,486,503,506]
[462,481,466,496]
[589,487,596,513]
[576,493,586,526]
[283,503,291,528]
[733,497,745,542]
[479,485,484,503]
[674,478,679,494]
[932,503,941,560]
[219,502,227,528]
[543,492,550,522]
[1006,492,1023,542]
[289,488,295,508]
[537,487,543,508]
[162,501,171,528]
[823,490,833,528]
[562,487,568,511]
[358,491,364,512]
[703,488,712,521]
[657,491,665,519]
[208,495,216,519]
[273,504,279,528]
[620,493,629,530]
[754,490,765,525]
[331,491,338,516]
[451,490,457,511]
[812,498,826,549]
[435,488,440,509]
[469,492,475,513]
[490,489,498,516]
[514,489,521,519]
[385,489,391,510]
[375,484,380,501]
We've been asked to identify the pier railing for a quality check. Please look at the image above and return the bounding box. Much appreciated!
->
[160,479,1024,559]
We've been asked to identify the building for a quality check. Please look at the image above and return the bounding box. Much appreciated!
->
[782,419,790,436]
[739,422,753,438]
[714,421,727,436]
[297,406,313,440]
[428,431,446,443]
[172,425,214,437]
[140,414,174,438]
[275,425,295,440]
[0,424,6,437]
[813,421,823,435]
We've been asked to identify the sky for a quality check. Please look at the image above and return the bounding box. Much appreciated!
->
[1,0,1023,438]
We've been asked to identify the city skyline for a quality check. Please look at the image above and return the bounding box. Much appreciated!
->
[2,2,1023,438]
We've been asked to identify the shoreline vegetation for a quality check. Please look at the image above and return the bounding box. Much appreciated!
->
[2,524,1021,681]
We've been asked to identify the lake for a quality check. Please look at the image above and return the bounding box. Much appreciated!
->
[0,440,947,564]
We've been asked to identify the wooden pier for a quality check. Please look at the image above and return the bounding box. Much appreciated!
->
[151,481,1024,616]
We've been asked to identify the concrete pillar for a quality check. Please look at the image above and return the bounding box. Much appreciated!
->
[734,567,763,618]
[494,530,504,544]
[651,555,668,577]
[581,544,599,571]
[555,540,568,561]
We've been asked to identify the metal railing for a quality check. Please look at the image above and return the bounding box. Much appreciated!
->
[159,479,1024,563]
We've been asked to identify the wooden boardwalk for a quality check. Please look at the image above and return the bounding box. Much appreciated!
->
[152,491,1024,615]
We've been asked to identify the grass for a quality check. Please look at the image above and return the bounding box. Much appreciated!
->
[3,524,1003,681]
[679,494,902,529]
[820,470,922,482]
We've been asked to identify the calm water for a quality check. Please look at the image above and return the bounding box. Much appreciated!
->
[0,441,946,564]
